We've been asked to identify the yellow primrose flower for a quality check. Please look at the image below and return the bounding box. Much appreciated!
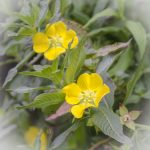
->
[63,73,110,118]
[32,21,78,60]
[24,126,47,150]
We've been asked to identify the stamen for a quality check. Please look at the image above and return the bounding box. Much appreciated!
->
[50,36,63,47]
[79,90,96,105]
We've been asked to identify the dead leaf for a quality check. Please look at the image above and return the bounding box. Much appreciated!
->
[46,102,71,121]
[96,39,132,57]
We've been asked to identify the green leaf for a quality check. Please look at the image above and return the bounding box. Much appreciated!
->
[3,51,34,87]
[92,107,131,144]
[50,70,63,85]
[20,66,52,79]
[94,0,109,14]
[116,0,125,19]
[65,44,86,84]
[17,111,30,132]
[18,27,36,36]
[126,21,147,58]
[30,2,40,26]
[84,8,117,28]
[71,9,90,24]
[49,123,80,150]
[125,61,144,103]
[15,2,40,26]
[125,95,140,105]
[15,13,34,26]
[20,66,63,85]
[3,68,18,87]
[119,105,128,116]
[50,0,61,22]
[8,86,51,93]
[36,1,49,26]
[87,26,122,37]
[60,0,72,14]
[0,39,26,56]
[101,73,116,108]
[109,47,133,76]
[17,92,65,109]
[51,57,59,72]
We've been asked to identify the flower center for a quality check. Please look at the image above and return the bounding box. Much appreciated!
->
[122,114,132,123]
[50,36,63,47]
[79,90,96,105]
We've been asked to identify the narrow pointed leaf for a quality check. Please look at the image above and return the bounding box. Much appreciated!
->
[17,92,65,109]
[50,123,80,150]
[92,107,131,144]
[65,44,86,84]
[8,86,51,93]
[126,21,147,58]
[84,8,117,28]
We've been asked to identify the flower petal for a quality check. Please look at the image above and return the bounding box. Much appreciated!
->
[46,21,67,37]
[33,32,49,53]
[63,83,81,104]
[25,126,39,145]
[44,47,65,60]
[63,30,78,49]
[63,83,81,105]
[94,84,110,107]
[25,126,47,150]
[54,21,67,36]
[65,29,76,39]
[89,73,103,90]
[71,104,87,118]
[45,24,56,37]
[63,83,81,97]
[65,96,80,105]
[77,73,90,90]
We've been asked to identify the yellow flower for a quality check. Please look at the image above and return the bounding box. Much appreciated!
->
[32,21,78,60]
[63,73,110,118]
[24,126,47,150]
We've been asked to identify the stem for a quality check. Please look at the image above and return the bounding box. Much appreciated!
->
[51,57,59,72]
[62,49,70,70]
[88,138,110,150]
[28,54,42,65]
[61,49,71,85]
